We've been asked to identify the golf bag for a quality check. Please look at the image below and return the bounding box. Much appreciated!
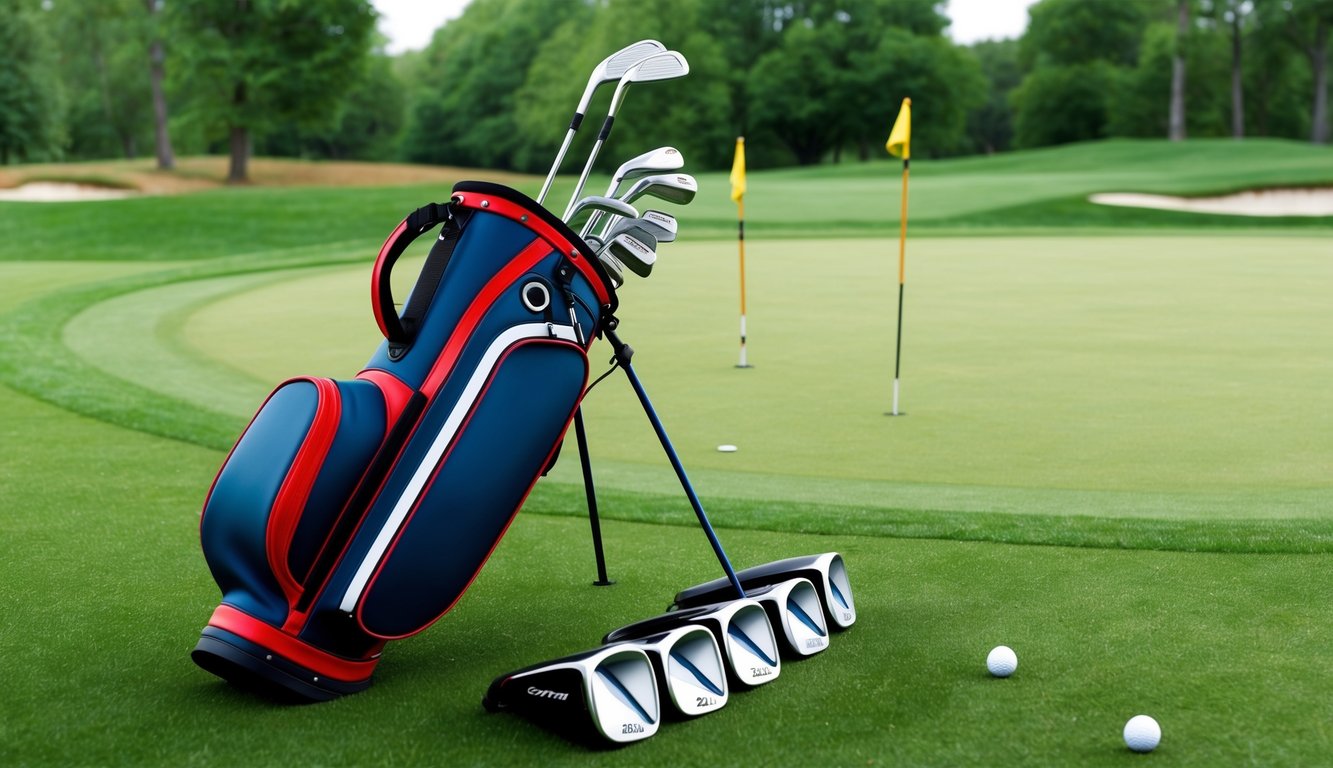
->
[192,181,617,701]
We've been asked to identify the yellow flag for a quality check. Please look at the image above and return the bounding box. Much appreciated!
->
[886,98,911,159]
[729,136,746,203]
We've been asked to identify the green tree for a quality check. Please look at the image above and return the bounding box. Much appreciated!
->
[966,39,1022,153]
[1012,62,1122,147]
[1244,7,1312,138]
[1021,0,1154,68]
[42,0,152,160]
[1013,0,1158,147]
[1260,0,1333,143]
[403,0,585,170]
[747,23,842,165]
[0,0,62,163]
[849,30,986,159]
[747,0,964,165]
[168,0,376,182]
[258,42,407,160]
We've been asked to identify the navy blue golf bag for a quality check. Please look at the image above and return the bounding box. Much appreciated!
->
[192,182,618,701]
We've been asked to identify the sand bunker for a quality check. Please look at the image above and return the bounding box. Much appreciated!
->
[0,182,138,202]
[1090,188,1333,217]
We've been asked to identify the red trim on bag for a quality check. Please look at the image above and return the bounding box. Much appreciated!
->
[356,369,413,424]
[265,378,342,608]
[209,604,380,682]
[452,193,610,307]
[372,220,409,340]
[355,338,589,640]
[420,238,553,397]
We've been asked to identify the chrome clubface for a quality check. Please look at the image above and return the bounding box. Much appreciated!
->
[746,577,830,657]
[623,625,729,718]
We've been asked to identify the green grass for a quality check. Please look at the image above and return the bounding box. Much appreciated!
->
[3,139,1332,765]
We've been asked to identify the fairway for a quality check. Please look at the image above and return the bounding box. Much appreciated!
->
[3,140,1332,766]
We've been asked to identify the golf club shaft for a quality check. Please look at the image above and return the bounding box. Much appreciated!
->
[564,121,612,219]
[537,124,578,205]
[605,328,745,599]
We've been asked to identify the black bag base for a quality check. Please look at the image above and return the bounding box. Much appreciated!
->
[192,627,372,703]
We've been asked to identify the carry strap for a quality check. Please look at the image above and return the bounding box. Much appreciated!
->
[372,200,471,355]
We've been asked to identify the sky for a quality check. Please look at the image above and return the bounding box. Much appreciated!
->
[369,0,1039,56]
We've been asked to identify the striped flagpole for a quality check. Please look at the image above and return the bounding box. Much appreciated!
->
[892,157,909,415]
[886,99,911,416]
[731,137,752,368]
[737,195,750,367]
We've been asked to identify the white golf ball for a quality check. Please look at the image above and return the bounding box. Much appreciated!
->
[986,645,1017,677]
[1123,714,1161,753]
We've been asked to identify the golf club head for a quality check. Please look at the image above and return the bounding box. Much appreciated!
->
[606,51,690,115]
[671,552,856,631]
[743,578,830,658]
[597,251,625,287]
[482,644,660,745]
[605,146,685,197]
[565,195,639,230]
[579,40,667,113]
[617,625,728,719]
[599,214,675,246]
[620,173,698,207]
[640,210,678,243]
[604,598,780,689]
[601,231,656,278]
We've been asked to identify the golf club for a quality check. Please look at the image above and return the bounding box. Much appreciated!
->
[564,195,638,232]
[536,40,665,205]
[640,210,678,242]
[604,598,780,688]
[596,250,625,287]
[742,577,830,658]
[670,552,857,631]
[615,625,729,719]
[563,51,690,219]
[597,213,675,246]
[599,230,656,278]
[482,644,660,745]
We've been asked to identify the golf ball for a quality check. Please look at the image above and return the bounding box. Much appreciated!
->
[1123,715,1161,752]
[986,645,1017,677]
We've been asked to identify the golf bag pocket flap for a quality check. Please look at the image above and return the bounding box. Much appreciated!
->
[201,378,388,623]
[350,331,589,639]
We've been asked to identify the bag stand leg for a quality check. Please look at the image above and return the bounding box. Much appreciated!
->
[573,408,614,586]
[604,324,746,600]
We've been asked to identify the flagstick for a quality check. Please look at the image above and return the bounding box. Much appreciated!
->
[736,196,752,368]
[891,156,909,416]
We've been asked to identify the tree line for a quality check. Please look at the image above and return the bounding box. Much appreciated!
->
[2,0,1329,180]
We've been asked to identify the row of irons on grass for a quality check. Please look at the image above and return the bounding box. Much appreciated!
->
[482,552,857,746]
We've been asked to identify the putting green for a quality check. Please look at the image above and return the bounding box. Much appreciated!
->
[60,235,1333,523]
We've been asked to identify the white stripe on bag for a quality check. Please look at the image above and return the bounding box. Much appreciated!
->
[339,322,577,612]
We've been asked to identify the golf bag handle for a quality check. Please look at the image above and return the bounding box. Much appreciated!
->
[372,199,466,351]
